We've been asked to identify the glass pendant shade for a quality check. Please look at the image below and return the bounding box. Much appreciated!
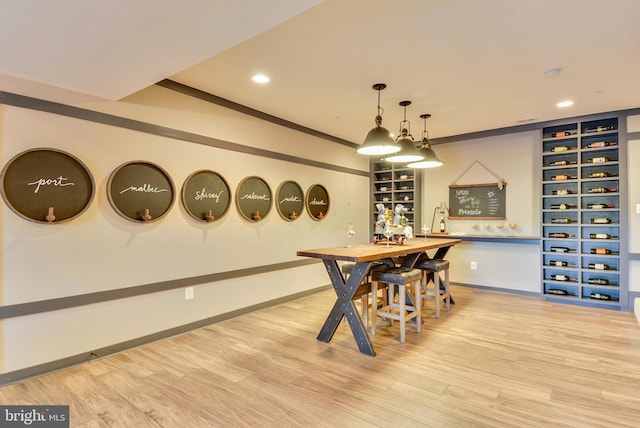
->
[385,100,424,163]
[357,123,400,155]
[407,143,443,168]
[408,113,443,168]
[385,137,424,162]
[357,83,401,156]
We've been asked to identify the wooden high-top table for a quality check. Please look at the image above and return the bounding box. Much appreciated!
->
[297,237,461,356]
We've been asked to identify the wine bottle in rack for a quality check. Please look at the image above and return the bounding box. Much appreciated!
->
[549,260,575,267]
[551,218,573,224]
[590,233,614,239]
[588,263,611,270]
[588,278,610,285]
[587,141,617,148]
[549,160,576,166]
[551,145,572,152]
[587,156,610,163]
[550,274,576,282]
[551,174,577,181]
[590,218,612,224]
[590,292,613,301]
[550,203,576,210]
[588,171,611,178]
[551,131,573,138]
[588,187,616,193]
[585,125,616,133]
[552,189,574,195]
[548,232,575,238]
[550,246,572,253]
[587,203,614,209]
[590,248,617,255]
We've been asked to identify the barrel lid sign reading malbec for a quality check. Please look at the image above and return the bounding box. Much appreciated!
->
[448,182,506,220]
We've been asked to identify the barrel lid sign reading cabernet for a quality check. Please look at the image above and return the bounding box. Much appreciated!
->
[448,182,507,220]
[235,176,272,222]
[107,161,175,223]
[0,148,95,223]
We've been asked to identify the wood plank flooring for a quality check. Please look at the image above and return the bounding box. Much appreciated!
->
[1,285,639,427]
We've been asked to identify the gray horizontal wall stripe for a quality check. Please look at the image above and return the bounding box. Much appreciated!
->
[0,259,321,320]
[158,79,358,149]
[0,283,331,386]
[0,91,368,178]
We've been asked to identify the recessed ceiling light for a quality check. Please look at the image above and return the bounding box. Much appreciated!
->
[557,100,574,108]
[252,74,270,84]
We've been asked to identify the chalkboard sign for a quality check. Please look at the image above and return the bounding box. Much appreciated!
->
[0,148,95,223]
[305,184,330,221]
[276,180,304,221]
[107,161,175,222]
[448,182,506,220]
[235,176,272,222]
[181,170,231,222]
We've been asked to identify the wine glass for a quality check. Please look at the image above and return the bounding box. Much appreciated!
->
[421,224,430,241]
[346,224,356,247]
[383,224,394,247]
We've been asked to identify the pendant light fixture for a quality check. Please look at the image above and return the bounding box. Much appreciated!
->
[408,114,444,168]
[385,101,424,163]
[356,83,401,155]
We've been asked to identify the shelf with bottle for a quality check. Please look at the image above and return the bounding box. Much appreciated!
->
[543,283,579,298]
[581,119,618,135]
[542,167,578,182]
[543,253,578,269]
[543,239,579,254]
[582,257,619,272]
[543,196,578,211]
[581,271,619,287]
[581,286,620,303]
[581,179,618,195]
[581,226,619,241]
[542,124,579,140]
[581,135,618,151]
[542,182,578,197]
[543,212,578,225]
[581,150,618,165]
[543,225,578,240]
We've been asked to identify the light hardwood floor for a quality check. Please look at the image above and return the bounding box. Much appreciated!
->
[1,285,639,427]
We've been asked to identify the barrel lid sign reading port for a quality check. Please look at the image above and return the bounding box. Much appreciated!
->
[0,148,95,224]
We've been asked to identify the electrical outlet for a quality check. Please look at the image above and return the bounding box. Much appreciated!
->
[184,287,194,300]
[636,203,640,214]
[470,261,477,270]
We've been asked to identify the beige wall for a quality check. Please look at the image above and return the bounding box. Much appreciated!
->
[0,85,370,374]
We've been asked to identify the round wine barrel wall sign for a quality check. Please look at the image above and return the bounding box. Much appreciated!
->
[235,176,272,222]
[181,170,231,222]
[0,148,95,223]
[107,161,175,223]
[305,184,329,221]
[276,180,304,221]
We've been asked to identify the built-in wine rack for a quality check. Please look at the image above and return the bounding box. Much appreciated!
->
[371,160,421,233]
[541,117,626,307]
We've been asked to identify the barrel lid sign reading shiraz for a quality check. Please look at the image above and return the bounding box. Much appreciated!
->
[448,182,506,220]
[0,148,95,223]
[181,170,231,223]
[107,161,175,223]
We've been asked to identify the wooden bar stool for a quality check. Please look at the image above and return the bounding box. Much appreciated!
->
[341,262,387,329]
[417,259,450,318]
[371,267,422,344]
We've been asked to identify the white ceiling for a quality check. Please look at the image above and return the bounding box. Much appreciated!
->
[2,0,640,142]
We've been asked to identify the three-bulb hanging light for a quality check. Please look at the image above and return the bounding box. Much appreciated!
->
[407,113,443,168]
[385,100,424,163]
[356,83,401,155]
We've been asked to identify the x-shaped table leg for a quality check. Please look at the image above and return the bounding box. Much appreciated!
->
[316,260,376,356]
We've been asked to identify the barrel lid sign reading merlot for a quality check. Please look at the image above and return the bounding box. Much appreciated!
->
[448,182,506,220]
[0,148,95,223]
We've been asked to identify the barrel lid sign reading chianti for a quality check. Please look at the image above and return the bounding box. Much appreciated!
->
[107,161,175,223]
[305,184,329,221]
[448,183,506,220]
[0,148,95,223]
[181,170,231,223]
